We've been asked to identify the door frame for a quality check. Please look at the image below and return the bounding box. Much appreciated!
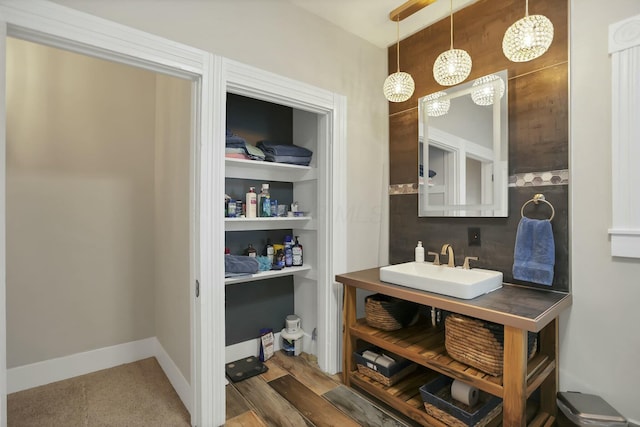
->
[0,1,223,425]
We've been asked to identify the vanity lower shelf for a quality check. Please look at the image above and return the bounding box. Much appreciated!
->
[349,318,555,400]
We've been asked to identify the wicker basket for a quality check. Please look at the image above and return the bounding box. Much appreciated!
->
[364,293,420,331]
[354,347,417,386]
[444,313,537,377]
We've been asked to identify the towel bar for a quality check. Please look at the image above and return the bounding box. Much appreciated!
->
[521,193,555,221]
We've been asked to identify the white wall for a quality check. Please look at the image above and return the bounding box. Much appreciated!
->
[6,38,157,367]
[566,0,640,422]
[50,0,390,271]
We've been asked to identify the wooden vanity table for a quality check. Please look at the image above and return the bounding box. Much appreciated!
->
[337,268,572,427]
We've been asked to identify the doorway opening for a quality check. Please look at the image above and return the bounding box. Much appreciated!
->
[5,36,195,422]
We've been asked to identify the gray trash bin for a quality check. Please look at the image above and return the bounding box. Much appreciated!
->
[557,392,628,427]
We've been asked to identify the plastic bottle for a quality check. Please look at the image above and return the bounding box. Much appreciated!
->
[292,236,303,266]
[415,241,425,262]
[245,243,257,257]
[258,183,271,217]
[227,199,236,218]
[284,235,293,267]
[263,238,274,264]
[246,187,257,218]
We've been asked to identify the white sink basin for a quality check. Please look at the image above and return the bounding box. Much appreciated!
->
[379,262,503,299]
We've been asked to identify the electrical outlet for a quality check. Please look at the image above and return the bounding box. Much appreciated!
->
[468,227,481,246]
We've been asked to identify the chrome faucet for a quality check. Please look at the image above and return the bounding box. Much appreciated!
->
[440,244,455,267]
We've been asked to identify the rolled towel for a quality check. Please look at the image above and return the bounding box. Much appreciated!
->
[513,217,555,285]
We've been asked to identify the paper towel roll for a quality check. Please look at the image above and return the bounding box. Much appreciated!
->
[451,380,479,406]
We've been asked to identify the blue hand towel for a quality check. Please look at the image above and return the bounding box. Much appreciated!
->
[512,217,555,285]
[225,255,259,277]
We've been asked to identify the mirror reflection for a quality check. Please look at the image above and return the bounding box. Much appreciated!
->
[418,70,509,217]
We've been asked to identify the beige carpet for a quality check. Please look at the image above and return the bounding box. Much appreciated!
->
[8,357,190,427]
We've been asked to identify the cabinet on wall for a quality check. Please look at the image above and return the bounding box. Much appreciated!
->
[219,60,347,373]
[337,268,572,426]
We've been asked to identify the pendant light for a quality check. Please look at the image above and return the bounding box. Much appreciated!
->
[383,17,415,103]
[425,91,450,117]
[471,74,505,106]
[433,0,472,87]
[502,0,554,62]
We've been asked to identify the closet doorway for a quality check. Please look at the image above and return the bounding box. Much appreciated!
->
[5,35,194,421]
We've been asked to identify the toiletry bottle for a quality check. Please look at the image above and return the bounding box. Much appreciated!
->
[246,187,257,218]
[284,235,293,267]
[245,243,257,257]
[275,249,285,268]
[415,241,425,262]
[227,199,236,218]
[263,238,274,264]
[292,236,303,266]
[258,183,271,217]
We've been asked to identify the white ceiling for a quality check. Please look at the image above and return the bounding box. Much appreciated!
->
[288,0,480,49]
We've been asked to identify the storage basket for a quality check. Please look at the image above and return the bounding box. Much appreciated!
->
[444,313,537,377]
[353,347,417,386]
[420,375,502,427]
[364,293,420,331]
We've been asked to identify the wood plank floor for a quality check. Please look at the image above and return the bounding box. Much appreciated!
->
[226,351,421,427]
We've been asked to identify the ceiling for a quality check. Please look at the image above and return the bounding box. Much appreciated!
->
[288,0,480,49]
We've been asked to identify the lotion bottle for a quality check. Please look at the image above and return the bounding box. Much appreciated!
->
[415,241,425,263]
[246,187,257,218]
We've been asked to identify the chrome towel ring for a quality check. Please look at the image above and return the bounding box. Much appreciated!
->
[521,193,555,221]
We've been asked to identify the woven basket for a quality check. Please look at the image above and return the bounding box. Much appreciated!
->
[356,362,417,387]
[424,401,503,427]
[445,313,537,377]
[364,293,420,331]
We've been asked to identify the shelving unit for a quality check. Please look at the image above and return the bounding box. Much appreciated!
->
[224,265,312,285]
[221,72,349,375]
[337,267,572,427]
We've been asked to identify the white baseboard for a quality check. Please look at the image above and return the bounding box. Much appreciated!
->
[7,337,191,414]
[224,331,314,363]
[7,337,156,394]
[152,338,191,413]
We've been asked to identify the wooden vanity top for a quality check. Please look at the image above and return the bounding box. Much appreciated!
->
[336,267,572,332]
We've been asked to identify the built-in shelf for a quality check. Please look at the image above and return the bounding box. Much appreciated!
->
[225,264,312,285]
[225,216,313,231]
[225,157,316,182]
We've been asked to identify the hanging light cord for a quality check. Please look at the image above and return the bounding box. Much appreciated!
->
[449,0,454,49]
[525,0,529,17]
[395,17,401,72]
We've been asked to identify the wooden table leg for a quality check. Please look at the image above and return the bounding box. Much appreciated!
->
[503,325,527,426]
[342,284,357,386]
[539,318,559,417]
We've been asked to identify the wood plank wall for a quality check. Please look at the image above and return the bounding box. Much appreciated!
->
[388,0,569,291]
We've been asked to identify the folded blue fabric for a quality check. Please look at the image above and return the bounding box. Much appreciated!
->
[225,130,247,147]
[257,141,313,158]
[513,217,555,285]
[264,155,312,166]
[225,255,259,277]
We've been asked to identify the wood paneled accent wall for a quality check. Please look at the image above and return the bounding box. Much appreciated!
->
[388,0,569,291]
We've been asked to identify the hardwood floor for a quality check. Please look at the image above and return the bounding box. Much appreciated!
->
[225,351,420,427]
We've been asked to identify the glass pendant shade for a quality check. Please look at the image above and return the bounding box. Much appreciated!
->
[384,17,415,103]
[433,49,472,86]
[425,91,450,117]
[502,1,554,62]
[433,0,472,87]
[383,71,415,103]
[471,74,505,106]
